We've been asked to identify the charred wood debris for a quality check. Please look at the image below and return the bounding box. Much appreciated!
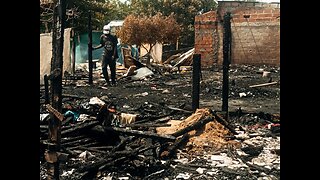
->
[40,55,280,179]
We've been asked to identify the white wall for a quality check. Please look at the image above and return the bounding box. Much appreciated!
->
[40,28,73,85]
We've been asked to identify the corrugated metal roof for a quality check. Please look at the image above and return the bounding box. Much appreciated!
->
[106,20,124,28]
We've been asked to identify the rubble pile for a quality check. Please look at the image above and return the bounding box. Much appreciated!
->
[40,55,280,179]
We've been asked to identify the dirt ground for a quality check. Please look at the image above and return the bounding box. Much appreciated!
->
[40,62,280,179]
[60,63,280,115]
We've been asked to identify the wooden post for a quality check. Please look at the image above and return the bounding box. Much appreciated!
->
[88,12,93,84]
[176,38,179,50]
[71,29,76,75]
[44,74,49,104]
[222,12,231,121]
[46,0,66,179]
[71,13,76,74]
[192,54,201,111]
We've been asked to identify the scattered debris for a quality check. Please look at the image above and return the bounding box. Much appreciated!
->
[40,63,280,179]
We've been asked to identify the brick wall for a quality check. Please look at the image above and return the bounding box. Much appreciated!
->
[194,1,280,66]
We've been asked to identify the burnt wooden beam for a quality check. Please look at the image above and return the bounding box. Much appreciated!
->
[67,142,100,150]
[99,144,159,171]
[144,169,166,180]
[61,116,73,126]
[133,115,171,124]
[61,137,93,147]
[46,0,66,179]
[89,146,114,150]
[76,145,150,173]
[46,104,64,121]
[171,116,214,137]
[110,136,136,153]
[249,81,278,88]
[72,146,107,154]
[213,111,238,135]
[123,123,171,128]
[61,120,99,136]
[104,127,176,141]
[61,135,87,144]
[76,158,110,173]
[166,106,193,114]
[161,133,189,159]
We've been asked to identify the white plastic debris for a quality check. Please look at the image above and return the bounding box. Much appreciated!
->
[77,114,90,122]
[118,177,129,180]
[235,133,250,140]
[173,158,189,164]
[134,92,149,97]
[101,176,112,180]
[262,71,271,78]
[196,167,206,174]
[120,113,137,125]
[239,92,247,97]
[132,67,154,80]
[206,171,216,176]
[40,113,49,121]
[89,97,105,106]
[162,89,170,94]
[122,105,131,109]
[78,150,94,160]
[257,177,273,180]
[61,168,75,176]
[210,154,233,167]
[175,173,191,179]
[183,93,191,97]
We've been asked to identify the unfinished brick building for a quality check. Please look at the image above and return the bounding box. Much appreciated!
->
[194,1,280,66]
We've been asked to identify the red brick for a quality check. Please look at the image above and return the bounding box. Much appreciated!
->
[259,13,273,18]
[263,9,272,14]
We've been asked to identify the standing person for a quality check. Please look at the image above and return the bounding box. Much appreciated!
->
[93,25,118,86]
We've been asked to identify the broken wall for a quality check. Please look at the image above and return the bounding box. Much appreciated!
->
[140,43,163,63]
[194,2,280,66]
[40,28,73,84]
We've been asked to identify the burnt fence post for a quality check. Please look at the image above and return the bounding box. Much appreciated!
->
[46,0,66,179]
[222,12,232,121]
[192,54,201,111]
[88,11,93,85]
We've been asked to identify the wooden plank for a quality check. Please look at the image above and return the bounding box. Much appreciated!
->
[105,127,176,141]
[249,81,278,88]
